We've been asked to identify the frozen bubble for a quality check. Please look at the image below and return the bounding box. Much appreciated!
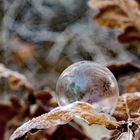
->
[56,61,119,114]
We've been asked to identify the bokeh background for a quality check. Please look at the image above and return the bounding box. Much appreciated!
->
[0,0,140,140]
[0,0,138,91]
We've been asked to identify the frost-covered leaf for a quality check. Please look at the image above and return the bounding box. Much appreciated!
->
[117,129,133,140]
[89,0,140,46]
[0,64,33,92]
[110,122,136,140]
[9,101,119,140]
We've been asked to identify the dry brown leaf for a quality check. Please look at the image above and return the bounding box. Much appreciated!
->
[35,88,58,109]
[107,61,140,93]
[132,117,140,126]
[88,0,116,9]
[94,5,129,29]
[122,74,140,93]
[111,92,140,139]
[9,101,119,140]
[124,92,140,118]
[89,0,140,46]
[113,92,140,120]
[135,127,140,140]
[0,64,33,92]
[0,96,23,140]
[113,96,128,121]
[118,26,140,46]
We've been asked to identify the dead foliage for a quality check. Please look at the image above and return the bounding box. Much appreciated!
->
[89,0,140,46]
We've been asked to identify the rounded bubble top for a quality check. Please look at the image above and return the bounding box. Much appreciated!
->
[56,61,119,114]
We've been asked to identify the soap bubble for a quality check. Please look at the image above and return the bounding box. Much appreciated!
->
[56,61,119,114]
